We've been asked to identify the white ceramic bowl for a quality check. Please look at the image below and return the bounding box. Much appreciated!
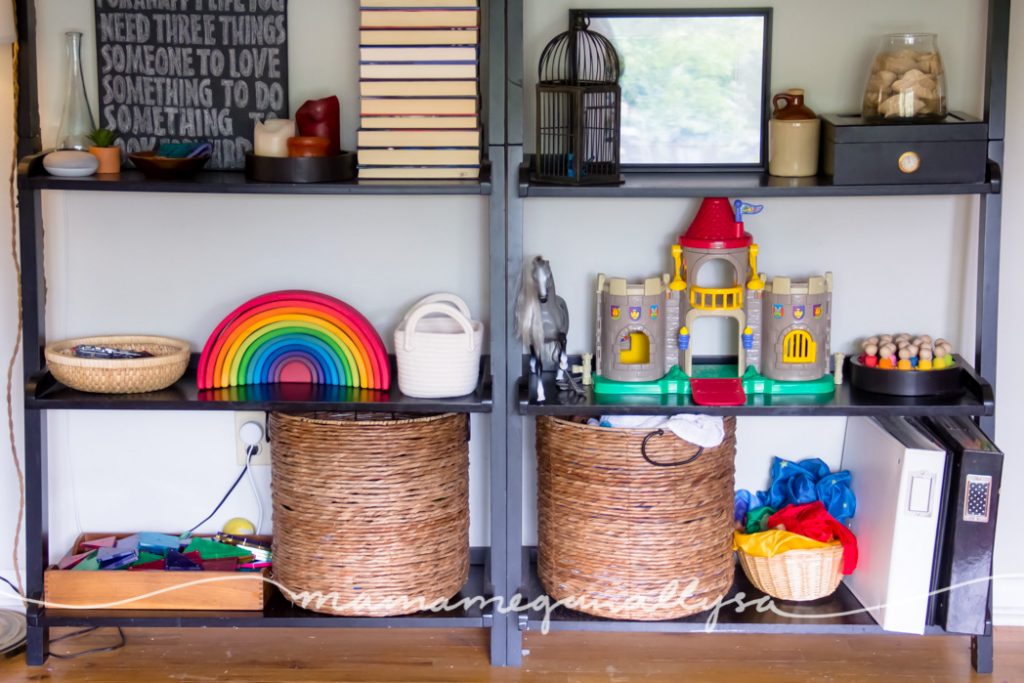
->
[43,150,98,177]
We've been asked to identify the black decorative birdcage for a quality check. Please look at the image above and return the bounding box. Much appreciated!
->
[534,13,622,185]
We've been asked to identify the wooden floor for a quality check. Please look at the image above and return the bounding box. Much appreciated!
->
[0,627,1020,682]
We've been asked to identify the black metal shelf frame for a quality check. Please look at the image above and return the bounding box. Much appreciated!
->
[500,0,1008,673]
[518,547,930,635]
[11,0,1011,674]
[516,355,994,418]
[519,158,1001,198]
[27,355,493,414]
[33,551,492,630]
[19,155,493,196]
[13,0,514,668]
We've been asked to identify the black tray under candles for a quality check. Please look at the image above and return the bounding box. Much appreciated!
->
[244,151,357,184]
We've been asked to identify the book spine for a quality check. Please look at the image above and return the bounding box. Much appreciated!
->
[360,10,479,29]
[359,29,479,46]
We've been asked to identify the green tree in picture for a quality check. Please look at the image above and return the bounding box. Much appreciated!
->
[594,16,766,164]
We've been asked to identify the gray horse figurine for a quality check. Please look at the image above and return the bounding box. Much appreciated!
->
[516,256,579,402]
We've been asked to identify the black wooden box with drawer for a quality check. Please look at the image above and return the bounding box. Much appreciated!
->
[821,112,988,185]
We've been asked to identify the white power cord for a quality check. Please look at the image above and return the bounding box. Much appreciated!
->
[184,448,253,537]
[239,421,265,535]
[246,444,264,535]
[184,420,266,537]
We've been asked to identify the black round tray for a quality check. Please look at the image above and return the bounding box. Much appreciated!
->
[244,151,356,183]
[847,356,965,397]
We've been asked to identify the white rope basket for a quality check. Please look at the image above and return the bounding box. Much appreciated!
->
[395,294,483,398]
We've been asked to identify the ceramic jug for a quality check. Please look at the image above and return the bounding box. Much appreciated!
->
[769,89,820,177]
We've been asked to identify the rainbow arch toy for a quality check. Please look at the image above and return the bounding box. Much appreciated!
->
[197,291,390,390]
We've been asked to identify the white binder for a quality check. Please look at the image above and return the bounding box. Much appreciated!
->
[841,416,947,634]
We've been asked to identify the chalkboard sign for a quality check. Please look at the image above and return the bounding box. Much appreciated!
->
[95,0,289,170]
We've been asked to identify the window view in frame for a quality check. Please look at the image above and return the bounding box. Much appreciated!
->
[581,10,770,168]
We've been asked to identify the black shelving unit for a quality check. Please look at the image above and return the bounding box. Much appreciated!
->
[519,547,890,634]
[13,0,514,668]
[20,155,493,196]
[519,159,1000,198]
[28,355,493,413]
[11,0,1011,674]
[501,0,1009,673]
[518,355,993,417]
[32,552,491,630]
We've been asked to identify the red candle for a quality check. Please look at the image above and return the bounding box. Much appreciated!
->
[295,96,341,154]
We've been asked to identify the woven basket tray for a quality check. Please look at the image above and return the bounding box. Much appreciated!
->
[270,411,470,616]
[737,544,844,601]
[44,335,190,394]
[537,416,736,620]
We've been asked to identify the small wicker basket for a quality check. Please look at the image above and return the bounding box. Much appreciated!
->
[44,336,190,394]
[736,544,844,601]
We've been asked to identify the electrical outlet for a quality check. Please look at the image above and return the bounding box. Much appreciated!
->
[235,411,271,466]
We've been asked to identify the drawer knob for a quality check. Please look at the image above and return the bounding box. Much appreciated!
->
[898,151,921,174]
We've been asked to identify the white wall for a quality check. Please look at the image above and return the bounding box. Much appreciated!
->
[0,41,21,599]
[0,0,1020,626]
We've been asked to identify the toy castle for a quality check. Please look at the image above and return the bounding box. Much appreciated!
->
[594,197,835,406]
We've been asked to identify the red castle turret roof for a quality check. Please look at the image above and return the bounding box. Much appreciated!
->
[679,197,753,250]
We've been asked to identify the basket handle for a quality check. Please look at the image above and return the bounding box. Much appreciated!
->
[401,293,472,326]
[641,429,704,467]
[403,302,477,352]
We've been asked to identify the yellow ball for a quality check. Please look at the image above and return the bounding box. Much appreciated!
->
[222,517,256,536]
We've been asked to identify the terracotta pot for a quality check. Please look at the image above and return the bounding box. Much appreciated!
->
[89,146,121,174]
[287,136,331,158]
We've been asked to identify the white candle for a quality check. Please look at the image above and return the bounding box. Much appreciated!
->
[254,119,296,158]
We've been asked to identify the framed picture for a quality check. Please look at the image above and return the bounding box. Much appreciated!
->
[573,8,772,171]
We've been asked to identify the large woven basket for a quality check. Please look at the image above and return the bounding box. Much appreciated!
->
[737,544,844,601]
[537,416,736,620]
[270,411,470,616]
[44,335,190,394]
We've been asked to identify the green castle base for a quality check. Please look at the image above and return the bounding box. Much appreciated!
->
[593,364,836,396]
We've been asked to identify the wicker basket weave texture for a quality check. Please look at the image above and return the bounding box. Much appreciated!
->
[44,335,189,394]
[537,416,737,621]
[270,411,470,616]
[737,544,844,601]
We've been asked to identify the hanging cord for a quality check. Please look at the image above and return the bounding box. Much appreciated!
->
[0,573,18,598]
[184,445,258,536]
[49,626,126,659]
[6,17,25,599]
[245,443,264,534]
[0,579,125,658]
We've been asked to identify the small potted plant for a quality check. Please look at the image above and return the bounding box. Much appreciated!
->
[87,128,121,174]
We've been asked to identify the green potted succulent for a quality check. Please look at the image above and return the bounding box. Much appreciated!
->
[87,127,121,174]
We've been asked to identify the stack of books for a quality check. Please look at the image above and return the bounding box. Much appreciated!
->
[358,0,482,180]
